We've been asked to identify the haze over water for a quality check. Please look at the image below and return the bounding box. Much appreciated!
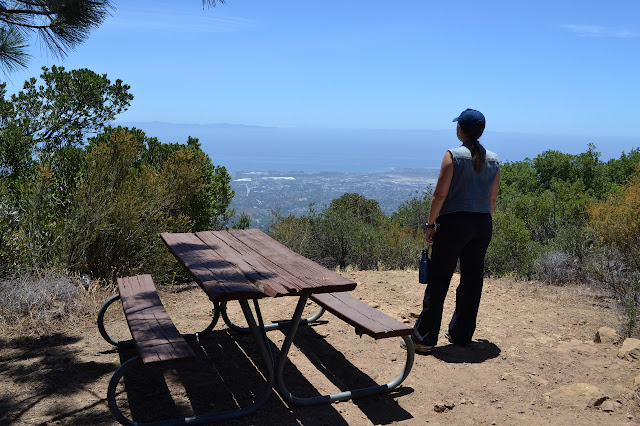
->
[118,121,640,173]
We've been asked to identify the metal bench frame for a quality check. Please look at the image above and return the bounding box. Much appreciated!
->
[99,279,275,425]
[221,296,415,406]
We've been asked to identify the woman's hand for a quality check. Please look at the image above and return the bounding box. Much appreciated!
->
[425,228,436,244]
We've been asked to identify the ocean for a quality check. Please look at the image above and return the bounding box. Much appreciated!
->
[116,122,640,173]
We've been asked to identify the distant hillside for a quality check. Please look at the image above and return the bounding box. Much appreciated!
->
[228,168,439,228]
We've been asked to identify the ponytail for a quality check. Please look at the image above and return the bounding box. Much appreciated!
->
[469,140,486,173]
[459,124,486,173]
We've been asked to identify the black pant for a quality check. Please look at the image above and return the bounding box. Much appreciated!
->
[413,212,493,346]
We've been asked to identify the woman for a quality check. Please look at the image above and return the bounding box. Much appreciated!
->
[408,108,500,353]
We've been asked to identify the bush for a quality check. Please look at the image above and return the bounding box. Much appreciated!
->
[583,246,640,337]
[61,129,193,281]
[0,269,106,336]
[588,168,640,271]
[534,250,582,286]
[485,210,541,278]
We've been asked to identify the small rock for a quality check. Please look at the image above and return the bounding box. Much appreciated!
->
[588,396,608,407]
[594,326,619,344]
[444,401,455,409]
[434,403,447,413]
[618,338,640,361]
[544,383,605,408]
[600,400,616,412]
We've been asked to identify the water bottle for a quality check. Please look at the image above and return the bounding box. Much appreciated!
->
[419,247,430,284]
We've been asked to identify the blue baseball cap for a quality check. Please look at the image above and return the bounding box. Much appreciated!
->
[453,109,485,129]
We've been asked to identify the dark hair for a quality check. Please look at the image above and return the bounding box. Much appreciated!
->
[460,124,485,173]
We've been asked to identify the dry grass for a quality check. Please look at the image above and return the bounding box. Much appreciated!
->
[0,269,115,338]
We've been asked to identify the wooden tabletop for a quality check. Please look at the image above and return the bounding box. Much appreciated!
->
[161,229,357,303]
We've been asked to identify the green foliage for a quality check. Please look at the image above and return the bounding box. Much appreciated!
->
[0,67,132,180]
[267,208,316,260]
[0,68,235,282]
[485,210,541,278]
[268,194,424,271]
[60,129,192,280]
[231,212,251,230]
[391,189,432,229]
[606,148,640,186]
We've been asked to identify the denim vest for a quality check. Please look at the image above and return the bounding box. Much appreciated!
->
[439,142,500,216]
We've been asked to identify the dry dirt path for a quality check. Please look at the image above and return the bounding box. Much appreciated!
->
[1,271,637,425]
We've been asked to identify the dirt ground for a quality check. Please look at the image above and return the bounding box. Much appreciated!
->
[1,270,639,425]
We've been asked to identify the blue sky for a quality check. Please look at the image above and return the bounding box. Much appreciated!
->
[3,0,640,167]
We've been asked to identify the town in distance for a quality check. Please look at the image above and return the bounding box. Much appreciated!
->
[229,168,439,229]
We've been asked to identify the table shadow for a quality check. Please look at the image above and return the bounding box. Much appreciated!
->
[114,328,349,425]
[277,324,415,425]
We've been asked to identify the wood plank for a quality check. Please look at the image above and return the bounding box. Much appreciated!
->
[197,230,298,296]
[197,230,356,295]
[117,275,196,365]
[238,229,357,293]
[160,232,265,302]
[311,292,412,339]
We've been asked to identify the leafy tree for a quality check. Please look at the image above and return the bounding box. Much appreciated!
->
[533,150,573,190]
[91,126,235,232]
[606,147,640,186]
[498,159,540,207]
[63,129,192,279]
[231,212,251,229]
[485,210,541,278]
[0,66,132,180]
[267,208,317,260]
[391,189,432,230]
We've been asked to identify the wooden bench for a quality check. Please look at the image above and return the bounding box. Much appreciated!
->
[116,274,195,365]
[104,274,276,425]
[310,292,412,339]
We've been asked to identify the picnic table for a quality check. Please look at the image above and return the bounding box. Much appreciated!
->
[100,229,414,425]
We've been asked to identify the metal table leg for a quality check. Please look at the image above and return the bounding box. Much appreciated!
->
[275,296,415,406]
[221,300,325,333]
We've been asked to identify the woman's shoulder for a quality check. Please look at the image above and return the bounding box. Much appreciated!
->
[447,145,471,158]
[485,148,499,162]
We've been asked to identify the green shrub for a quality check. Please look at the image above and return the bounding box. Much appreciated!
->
[485,210,541,278]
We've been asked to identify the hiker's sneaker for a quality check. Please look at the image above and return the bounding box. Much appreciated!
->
[444,329,470,347]
[444,329,453,344]
[400,338,434,354]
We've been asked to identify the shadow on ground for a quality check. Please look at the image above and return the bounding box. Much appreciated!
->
[0,334,117,425]
[111,323,414,425]
[429,339,501,363]
[1,317,416,425]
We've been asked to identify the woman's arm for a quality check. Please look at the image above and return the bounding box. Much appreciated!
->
[490,169,501,215]
[425,151,454,243]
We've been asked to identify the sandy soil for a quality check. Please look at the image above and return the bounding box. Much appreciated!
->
[1,270,638,425]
